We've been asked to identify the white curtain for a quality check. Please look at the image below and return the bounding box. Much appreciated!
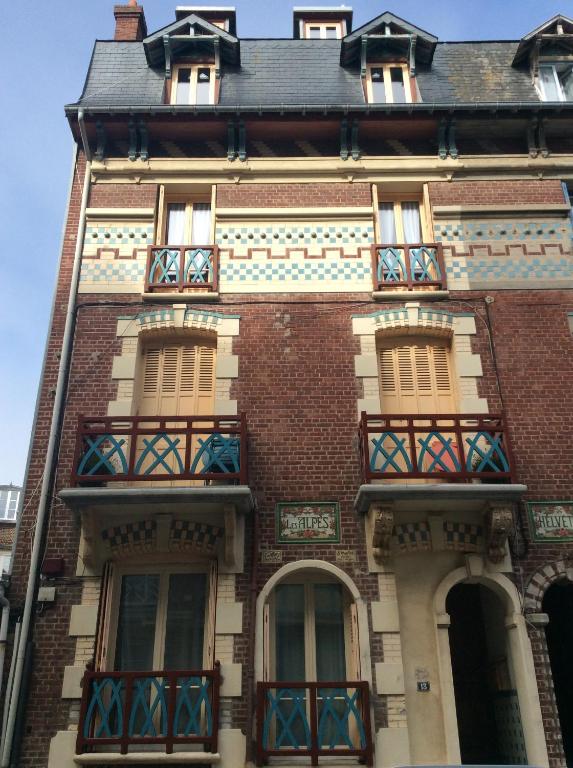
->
[191,203,212,245]
[166,203,186,243]
[379,203,397,243]
[402,202,422,243]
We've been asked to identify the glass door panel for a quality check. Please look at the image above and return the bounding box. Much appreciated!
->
[114,574,160,671]
[164,573,206,669]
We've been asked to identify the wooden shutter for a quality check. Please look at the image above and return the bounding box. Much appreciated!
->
[139,342,215,417]
[263,602,270,682]
[205,559,218,667]
[94,561,115,671]
[349,602,361,681]
[378,338,455,414]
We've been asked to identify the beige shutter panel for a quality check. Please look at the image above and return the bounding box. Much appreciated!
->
[349,602,361,681]
[196,346,216,415]
[205,559,218,667]
[263,602,270,682]
[378,339,455,414]
[94,560,115,671]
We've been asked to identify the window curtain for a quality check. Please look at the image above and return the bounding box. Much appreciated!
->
[379,203,397,243]
[166,203,186,243]
[191,203,212,245]
[402,202,422,243]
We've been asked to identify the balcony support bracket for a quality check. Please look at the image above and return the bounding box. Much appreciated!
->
[370,503,394,562]
[486,502,515,563]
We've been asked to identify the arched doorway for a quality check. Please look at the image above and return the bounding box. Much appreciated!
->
[447,582,527,765]
[543,580,573,766]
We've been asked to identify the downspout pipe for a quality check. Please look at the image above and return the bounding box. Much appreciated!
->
[0,589,10,718]
[1,112,92,767]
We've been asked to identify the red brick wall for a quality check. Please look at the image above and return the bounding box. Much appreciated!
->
[88,182,158,209]
[428,180,565,206]
[216,182,372,208]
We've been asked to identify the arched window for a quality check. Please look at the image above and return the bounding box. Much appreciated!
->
[377,335,456,414]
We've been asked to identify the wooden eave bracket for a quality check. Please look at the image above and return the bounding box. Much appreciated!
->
[340,118,360,161]
[527,116,550,158]
[369,503,394,563]
[95,121,106,162]
[486,502,515,563]
[438,117,457,160]
[163,35,172,80]
[409,35,417,76]
[127,119,149,162]
[226,119,246,161]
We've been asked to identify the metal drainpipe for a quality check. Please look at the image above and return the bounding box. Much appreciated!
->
[0,589,10,713]
[0,112,92,767]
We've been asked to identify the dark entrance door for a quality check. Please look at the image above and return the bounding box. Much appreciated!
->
[543,581,573,767]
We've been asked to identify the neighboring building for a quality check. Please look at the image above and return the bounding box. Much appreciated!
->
[4,4,573,768]
[0,485,20,575]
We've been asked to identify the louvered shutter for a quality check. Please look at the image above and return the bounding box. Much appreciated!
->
[139,343,215,417]
[205,559,218,667]
[378,339,455,414]
[349,602,361,680]
[94,561,115,671]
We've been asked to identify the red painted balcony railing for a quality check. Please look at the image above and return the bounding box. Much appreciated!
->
[359,412,516,483]
[76,665,220,756]
[256,681,373,767]
[371,243,446,291]
[145,244,219,292]
[71,414,248,486]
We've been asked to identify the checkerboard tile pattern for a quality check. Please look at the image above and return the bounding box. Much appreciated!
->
[395,522,431,552]
[219,260,372,284]
[101,520,156,556]
[80,262,145,284]
[443,521,483,552]
[216,224,374,248]
[434,220,567,243]
[170,520,223,553]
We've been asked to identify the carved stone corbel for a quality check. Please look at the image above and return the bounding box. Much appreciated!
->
[370,503,394,562]
[486,503,515,563]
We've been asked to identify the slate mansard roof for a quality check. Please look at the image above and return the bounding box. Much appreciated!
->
[70,11,573,111]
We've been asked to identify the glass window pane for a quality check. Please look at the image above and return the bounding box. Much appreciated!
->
[558,65,573,101]
[176,68,191,104]
[314,584,346,681]
[0,492,7,519]
[275,584,305,681]
[539,65,560,101]
[115,574,159,671]
[164,573,206,669]
[308,26,321,39]
[191,203,212,245]
[402,201,422,243]
[166,203,186,243]
[325,26,338,39]
[196,68,211,104]
[379,202,397,243]
[390,67,406,103]
[370,68,386,103]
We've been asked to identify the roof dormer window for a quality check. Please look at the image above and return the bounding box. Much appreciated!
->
[538,62,573,101]
[305,21,343,39]
[172,64,216,105]
[366,64,411,103]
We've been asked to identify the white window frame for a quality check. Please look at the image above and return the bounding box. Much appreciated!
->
[161,196,214,245]
[171,64,216,105]
[0,489,18,522]
[366,64,412,104]
[303,21,343,39]
[376,195,427,244]
[538,61,573,102]
[106,563,213,672]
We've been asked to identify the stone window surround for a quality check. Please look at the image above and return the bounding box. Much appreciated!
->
[108,305,240,417]
[352,301,488,417]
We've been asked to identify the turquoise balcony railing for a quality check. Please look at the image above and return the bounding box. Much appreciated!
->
[145,244,218,293]
[360,412,515,483]
[71,414,247,485]
[256,681,373,767]
[76,665,220,756]
[371,243,446,291]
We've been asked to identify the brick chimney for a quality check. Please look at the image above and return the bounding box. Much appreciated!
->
[114,1,147,41]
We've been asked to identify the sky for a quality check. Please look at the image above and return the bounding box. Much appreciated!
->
[0,0,569,485]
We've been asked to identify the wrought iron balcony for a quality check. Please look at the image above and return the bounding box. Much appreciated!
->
[145,244,219,293]
[256,681,373,767]
[71,414,247,486]
[76,665,220,756]
[371,243,446,291]
[359,413,515,483]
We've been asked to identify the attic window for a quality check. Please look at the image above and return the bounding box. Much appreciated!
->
[172,64,216,105]
[366,64,411,103]
[539,62,573,101]
[303,21,343,39]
